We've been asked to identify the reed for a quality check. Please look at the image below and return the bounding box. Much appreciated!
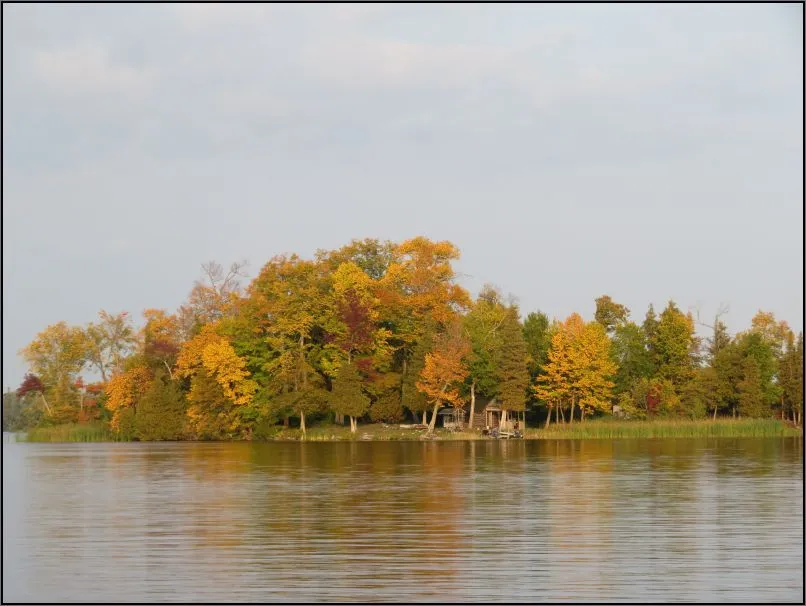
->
[526,418,801,440]
[24,423,118,443]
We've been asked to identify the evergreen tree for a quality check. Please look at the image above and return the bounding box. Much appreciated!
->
[495,306,531,422]
[135,375,186,441]
[401,331,433,423]
[738,358,768,418]
[778,332,803,424]
[523,310,552,376]
[330,362,370,433]
[652,301,699,388]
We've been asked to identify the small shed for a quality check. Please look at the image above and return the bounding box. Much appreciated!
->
[484,402,502,429]
[438,407,466,430]
[483,401,524,432]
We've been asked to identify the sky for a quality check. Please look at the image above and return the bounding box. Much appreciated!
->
[2,3,803,390]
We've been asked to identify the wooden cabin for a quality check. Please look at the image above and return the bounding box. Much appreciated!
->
[471,399,526,432]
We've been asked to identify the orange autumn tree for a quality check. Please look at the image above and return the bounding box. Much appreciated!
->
[416,322,471,434]
[381,237,471,420]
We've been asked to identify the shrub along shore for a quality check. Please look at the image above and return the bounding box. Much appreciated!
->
[18,418,801,443]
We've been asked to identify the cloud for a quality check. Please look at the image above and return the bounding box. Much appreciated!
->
[172,3,278,31]
[33,41,154,95]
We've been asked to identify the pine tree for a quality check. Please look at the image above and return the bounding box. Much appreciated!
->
[495,306,531,425]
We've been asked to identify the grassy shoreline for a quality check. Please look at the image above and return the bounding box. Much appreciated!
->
[16,418,802,443]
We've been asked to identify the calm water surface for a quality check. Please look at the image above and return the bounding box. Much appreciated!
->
[2,438,803,602]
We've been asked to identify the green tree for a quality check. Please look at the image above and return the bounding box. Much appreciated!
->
[463,285,507,428]
[523,310,552,376]
[707,319,732,362]
[329,362,370,433]
[738,358,768,418]
[651,301,699,388]
[611,322,653,395]
[495,306,531,426]
[594,295,630,334]
[135,375,186,441]
[779,332,803,424]
[401,330,434,423]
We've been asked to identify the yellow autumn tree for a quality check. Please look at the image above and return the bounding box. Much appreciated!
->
[105,366,153,432]
[20,322,92,422]
[576,321,617,420]
[534,321,572,426]
[176,324,257,438]
[535,314,616,423]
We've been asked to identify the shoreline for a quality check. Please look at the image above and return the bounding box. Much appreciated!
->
[11,418,802,443]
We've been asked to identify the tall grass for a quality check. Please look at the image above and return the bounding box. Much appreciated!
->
[527,418,801,440]
[24,423,119,443]
[20,418,800,443]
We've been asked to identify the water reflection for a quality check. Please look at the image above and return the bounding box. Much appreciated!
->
[2,439,802,602]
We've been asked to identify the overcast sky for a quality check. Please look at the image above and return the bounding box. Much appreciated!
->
[2,3,803,389]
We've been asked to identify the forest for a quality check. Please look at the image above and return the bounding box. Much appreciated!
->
[3,237,803,440]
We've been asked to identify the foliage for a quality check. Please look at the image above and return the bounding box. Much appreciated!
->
[135,376,187,441]
[522,310,551,378]
[329,362,370,431]
[369,389,406,423]
[495,306,531,413]
[85,310,137,383]
[535,314,616,420]
[105,366,153,432]
[594,295,630,334]
[416,323,471,408]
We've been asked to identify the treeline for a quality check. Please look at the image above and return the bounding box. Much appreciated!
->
[5,237,803,439]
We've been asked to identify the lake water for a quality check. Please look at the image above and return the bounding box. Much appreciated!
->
[2,438,803,602]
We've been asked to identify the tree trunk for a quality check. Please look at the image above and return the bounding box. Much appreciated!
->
[422,410,427,425]
[581,406,585,422]
[350,416,356,433]
[427,400,441,434]
[284,416,289,428]
[468,380,476,429]
[300,410,306,437]
[545,406,552,429]
[336,412,344,425]
[569,395,575,424]
[556,403,560,425]
[560,405,565,424]
[713,403,718,421]
[39,392,52,416]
